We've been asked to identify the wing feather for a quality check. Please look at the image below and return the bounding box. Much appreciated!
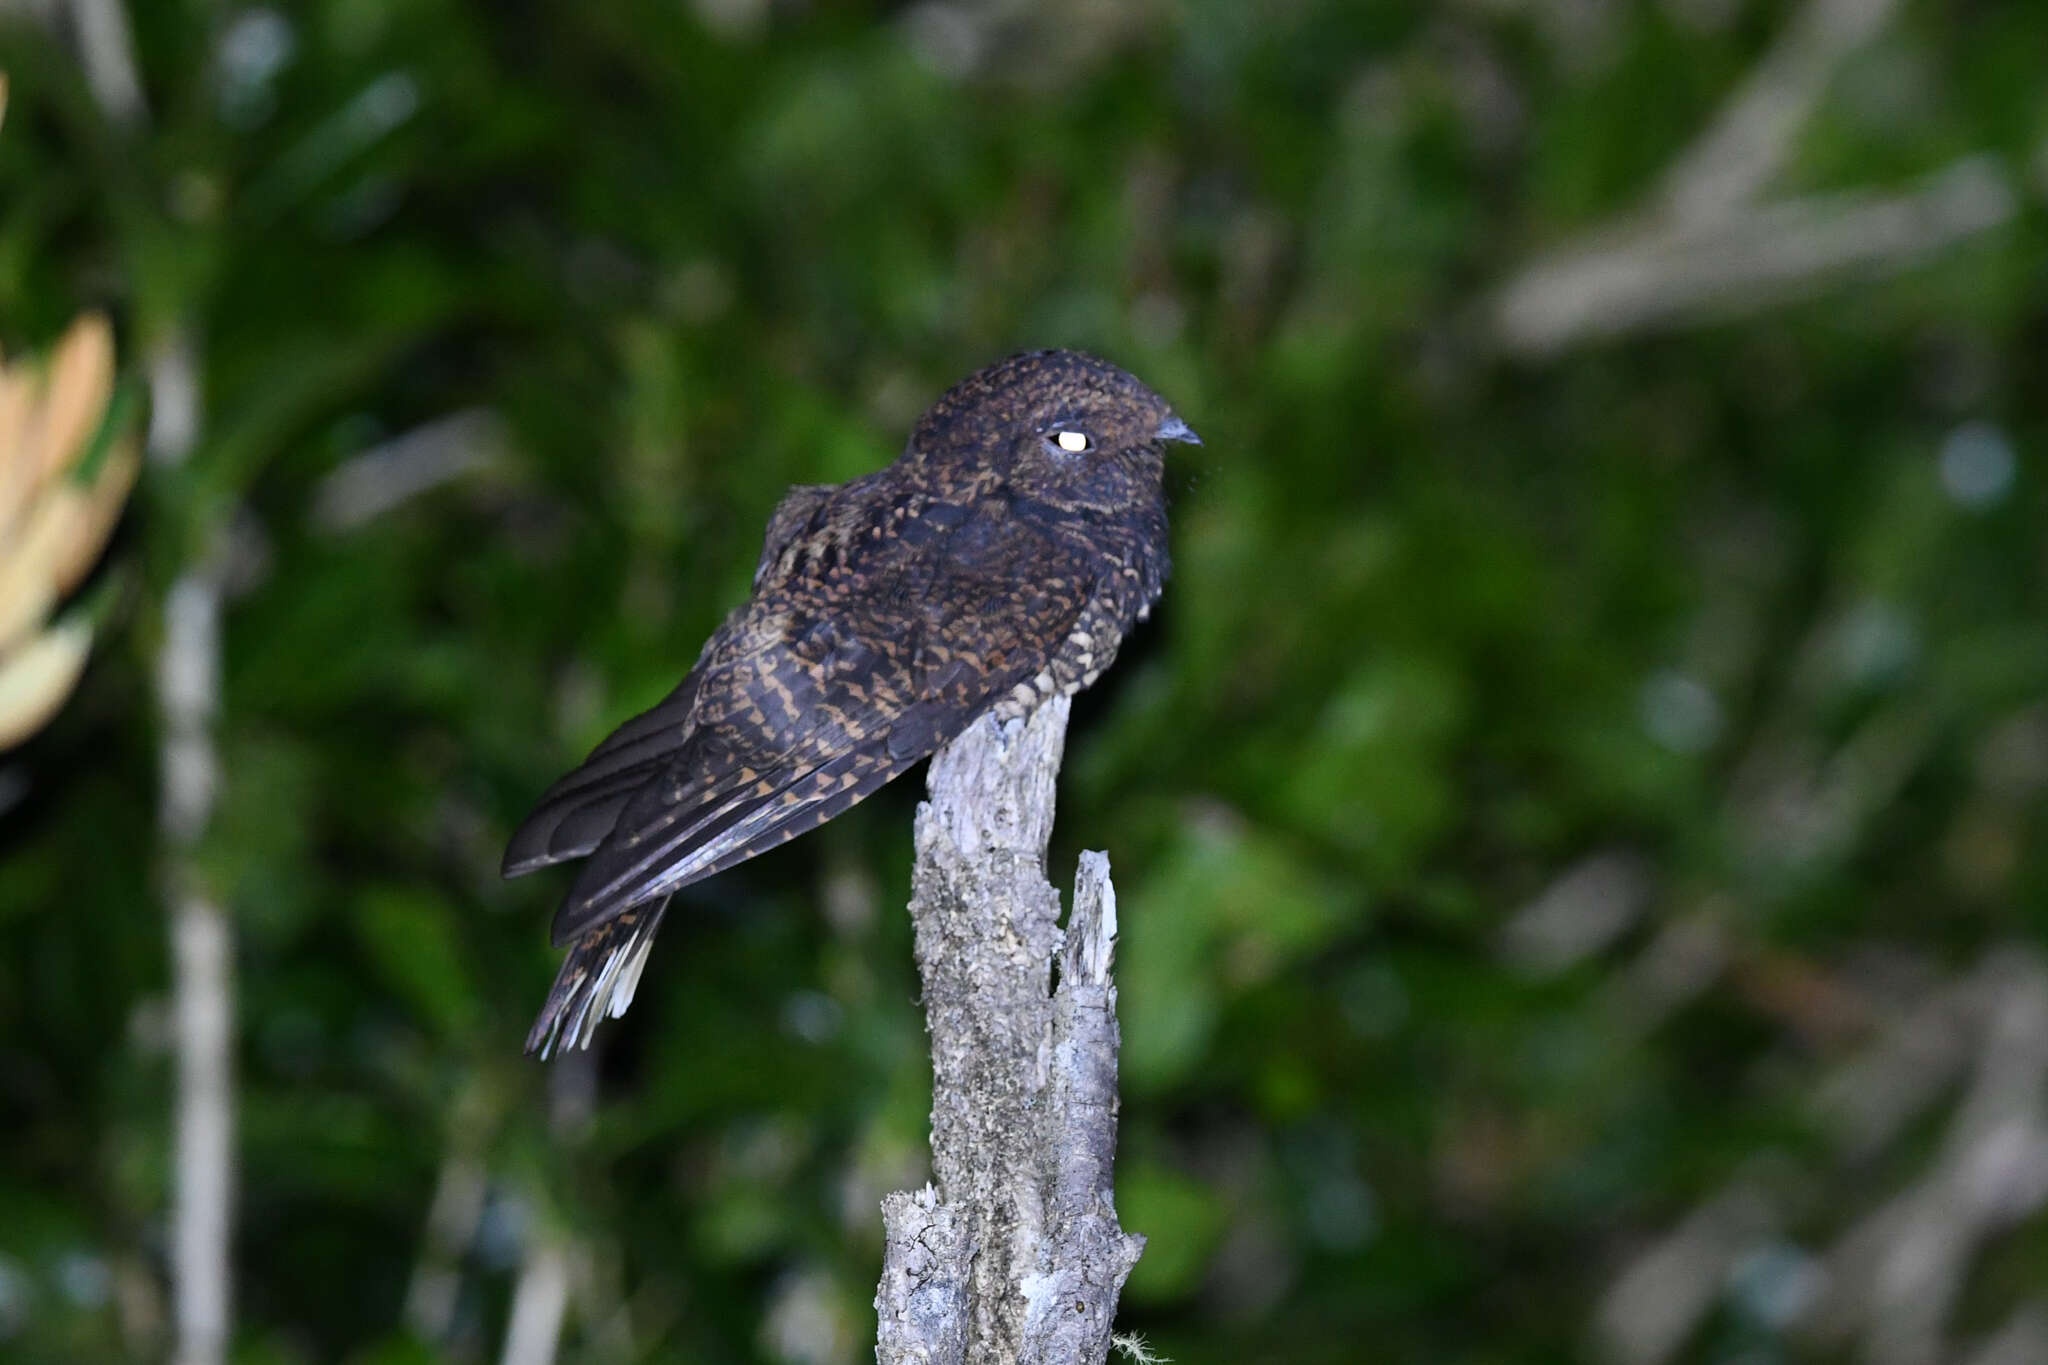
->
[549,740,917,945]
[510,478,1139,1056]
[501,673,702,876]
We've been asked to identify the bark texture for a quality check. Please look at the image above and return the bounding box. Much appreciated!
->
[875,696,1144,1365]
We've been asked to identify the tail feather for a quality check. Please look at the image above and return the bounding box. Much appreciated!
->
[525,900,668,1058]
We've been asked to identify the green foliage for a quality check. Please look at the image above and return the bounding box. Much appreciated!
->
[3,1,2047,1362]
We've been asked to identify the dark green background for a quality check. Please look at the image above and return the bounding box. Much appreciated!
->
[3,1,2046,1361]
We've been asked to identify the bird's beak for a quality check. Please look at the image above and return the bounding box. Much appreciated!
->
[1154,414,1202,446]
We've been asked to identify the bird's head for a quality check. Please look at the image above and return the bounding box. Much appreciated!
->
[912,349,1200,510]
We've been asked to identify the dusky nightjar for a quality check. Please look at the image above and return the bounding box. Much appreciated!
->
[503,349,1198,1055]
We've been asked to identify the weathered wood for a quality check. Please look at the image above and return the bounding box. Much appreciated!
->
[875,696,1144,1365]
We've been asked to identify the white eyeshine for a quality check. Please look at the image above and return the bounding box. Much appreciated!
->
[1054,430,1090,453]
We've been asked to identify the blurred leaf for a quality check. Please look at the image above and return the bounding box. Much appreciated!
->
[1119,1156,1228,1304]
[352,886,482,1041]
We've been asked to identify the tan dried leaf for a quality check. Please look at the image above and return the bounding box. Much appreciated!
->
[51,443,140,595]
[34,313,115,485]
[0,617,94,750]
[0,492,76,652]
[0,310,131,736]
[0,364,36,538]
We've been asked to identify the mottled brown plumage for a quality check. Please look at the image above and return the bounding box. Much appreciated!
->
[503,350,1197,1055]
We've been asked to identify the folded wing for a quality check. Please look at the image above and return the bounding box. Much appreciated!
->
[500,670,704,877]
[506,486,1108,1051]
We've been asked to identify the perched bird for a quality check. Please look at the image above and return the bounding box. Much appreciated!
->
[503,349,1198,1056]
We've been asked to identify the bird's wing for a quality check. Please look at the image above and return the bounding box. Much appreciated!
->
[500,668,706,877]
[548,734,914,944]
[537,500,1103,948]
[506,476,854,881]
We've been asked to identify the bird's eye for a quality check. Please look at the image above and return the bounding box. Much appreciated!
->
[1051,430,1092,454]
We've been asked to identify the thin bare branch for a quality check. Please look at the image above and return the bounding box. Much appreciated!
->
[1492,0,2015,355]
[1496,157,2014,355]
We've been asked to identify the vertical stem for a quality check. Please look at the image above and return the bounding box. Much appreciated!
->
[167,889,232,1365]
[63,0,148,126]
[151,326,232,1365]
[65,3,233,1351]
[498,1046,595,1365]
[498,1244,572,1365]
